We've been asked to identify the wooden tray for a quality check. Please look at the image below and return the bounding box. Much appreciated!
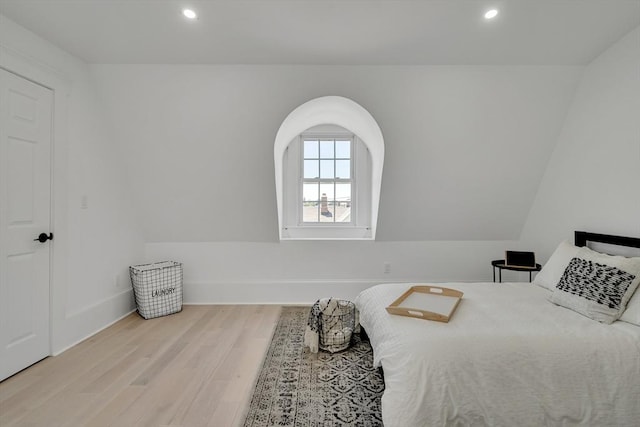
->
[386,285,463,323]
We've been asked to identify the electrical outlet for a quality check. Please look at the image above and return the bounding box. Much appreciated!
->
[384,262,391,274]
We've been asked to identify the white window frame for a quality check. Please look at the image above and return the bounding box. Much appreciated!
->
[299,132,355,226]
[282,125,372,240]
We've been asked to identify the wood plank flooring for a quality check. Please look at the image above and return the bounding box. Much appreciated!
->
[0,305,282,427]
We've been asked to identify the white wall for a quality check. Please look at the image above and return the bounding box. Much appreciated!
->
[91,65,583,243]
[88,64,584,301]
[0,15,145,354]
[520,26,640,261]
[8,15,633,313]
[146,240,524,303]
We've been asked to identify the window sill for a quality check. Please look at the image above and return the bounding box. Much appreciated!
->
[280,226,372,240]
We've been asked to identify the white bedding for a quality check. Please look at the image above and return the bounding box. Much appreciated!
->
[355,282,640,427]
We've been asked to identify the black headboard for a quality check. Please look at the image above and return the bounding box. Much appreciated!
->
[575,231,640,249]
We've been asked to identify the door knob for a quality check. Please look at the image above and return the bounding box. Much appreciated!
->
[34,232,53,243]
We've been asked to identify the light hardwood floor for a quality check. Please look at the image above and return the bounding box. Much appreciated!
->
[0,305,282,427]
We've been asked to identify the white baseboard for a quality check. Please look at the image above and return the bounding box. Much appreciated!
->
[52,289,136,356]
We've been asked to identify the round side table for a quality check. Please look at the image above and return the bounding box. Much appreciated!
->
[491,259,541,283]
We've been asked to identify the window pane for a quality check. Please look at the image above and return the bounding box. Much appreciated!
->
[302,182,319,222]
[319,184,334,222]
[335,182,351,201]
[320,201,334,222]
[304,140,319,158]
[319,183,334,201]
[320,183,334,222]
[320,160,334,179]
[303,202,319,222]
[335,183,351,223]
[335,140,350,158]
[335,160,350,179]
[320,140,334,158]
[303,160,319,178]
[303,182,319,202]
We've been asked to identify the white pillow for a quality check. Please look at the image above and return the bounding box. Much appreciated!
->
[533,240,581,290]
[620,285,640,326]
[548,247,640,324]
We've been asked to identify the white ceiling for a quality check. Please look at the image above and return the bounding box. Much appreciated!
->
[0,0,639,65]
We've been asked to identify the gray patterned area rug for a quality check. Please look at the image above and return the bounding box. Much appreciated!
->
[243,306,384,426]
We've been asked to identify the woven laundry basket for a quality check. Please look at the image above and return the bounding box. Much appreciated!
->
[129,261,183,319]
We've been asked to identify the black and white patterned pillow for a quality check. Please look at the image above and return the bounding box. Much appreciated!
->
[549,247,640,324]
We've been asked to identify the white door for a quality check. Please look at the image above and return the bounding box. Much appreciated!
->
[0,68,52,381]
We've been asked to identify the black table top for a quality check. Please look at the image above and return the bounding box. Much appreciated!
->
[491,259,541,271]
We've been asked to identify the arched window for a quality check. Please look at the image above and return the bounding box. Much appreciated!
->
[274,96,384,240]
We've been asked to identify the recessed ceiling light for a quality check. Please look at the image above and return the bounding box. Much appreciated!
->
[484,9,499,19]
[182,9,197,20]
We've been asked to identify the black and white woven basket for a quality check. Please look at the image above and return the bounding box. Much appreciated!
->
[129,261,183,319]
[319,300,356,353]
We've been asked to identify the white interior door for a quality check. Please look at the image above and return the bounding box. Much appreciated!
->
[0,68,52,381]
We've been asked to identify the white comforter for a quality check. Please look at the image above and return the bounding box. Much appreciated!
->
[355,282,640,427]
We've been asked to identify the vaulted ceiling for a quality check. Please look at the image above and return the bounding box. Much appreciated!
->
[1,0,639,65]
[1,1,638,243]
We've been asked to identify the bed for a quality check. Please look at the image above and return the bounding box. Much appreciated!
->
[354,231,640,426]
